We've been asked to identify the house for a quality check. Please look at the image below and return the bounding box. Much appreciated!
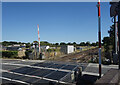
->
[5,44,27,51]
[76,47,83,51]
[40,46,50,50]
[6,46,20,51]
[20,44,26,48]
[0,44,1,48]
[2,46,7,50]
[49,47,56,49]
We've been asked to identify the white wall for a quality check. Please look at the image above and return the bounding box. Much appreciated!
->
[61,45,74,54]
[67,45,74,54]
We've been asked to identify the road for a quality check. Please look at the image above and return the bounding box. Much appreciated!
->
[0,59,118,85]
[0,59,78,85]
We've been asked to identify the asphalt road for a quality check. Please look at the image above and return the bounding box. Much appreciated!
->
[0,59,79,85]
[0,59,118,85]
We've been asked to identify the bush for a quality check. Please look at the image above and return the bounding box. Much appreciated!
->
[47,49,53,52]
[24,50,32,59]
[0,51,2,58]
[47,49,58,52]
[2,51,18,58]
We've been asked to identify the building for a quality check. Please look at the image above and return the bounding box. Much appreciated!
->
[0,44,2,50]
[76,47,83,51]
[61,45,74,54]
[6,46,20,51]
[6,44,25,51]
[40,46,50,50]
[2,46,7,50]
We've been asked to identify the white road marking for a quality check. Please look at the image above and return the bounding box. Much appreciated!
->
[0,76,11,81]
[0,77,29,84]
[42,77,58,82]
[2,63,73,73]
[12,80,29,84]
[1,61,79,84]
[88,63,118,69]
[82,71,104,76]
[3,63,30,67]
[21,60,26,61]
[1,69,73,84]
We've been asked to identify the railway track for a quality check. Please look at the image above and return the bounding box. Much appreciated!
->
[55,47,99,63]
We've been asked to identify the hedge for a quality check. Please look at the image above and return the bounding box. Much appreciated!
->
[23,50,32,59]
[2,51,18,58]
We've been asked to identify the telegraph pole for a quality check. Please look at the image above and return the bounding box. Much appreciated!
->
[97,0,102,78]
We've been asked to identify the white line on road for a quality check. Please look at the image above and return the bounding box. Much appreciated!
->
[2,63,73,73]
[1,69,72,84]
[0,77,29,85]
[88,63,118,69]
[82,71,104,76]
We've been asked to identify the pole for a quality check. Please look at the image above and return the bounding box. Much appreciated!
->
[34,43,37,60]
[37,24,41,55]
[118,1,120,69]
[97,0,102,78]
[114,16,118,55]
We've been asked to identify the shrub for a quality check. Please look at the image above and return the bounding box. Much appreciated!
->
[2,51,18,58]
[47,49,53,52]
[24,50,32,59]
[47,49,58,52]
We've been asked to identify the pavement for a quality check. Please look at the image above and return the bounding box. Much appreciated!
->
[0,59,119,85]
[82,63,118,76]
[95,69,120,85]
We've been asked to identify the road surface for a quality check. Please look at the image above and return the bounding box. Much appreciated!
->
[0,59,118,84]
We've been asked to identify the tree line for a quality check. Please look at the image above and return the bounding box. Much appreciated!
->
[2,41,99,47]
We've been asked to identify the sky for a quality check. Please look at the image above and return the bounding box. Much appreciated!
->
[2,2,113,43]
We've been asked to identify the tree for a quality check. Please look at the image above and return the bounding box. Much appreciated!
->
[33,41,38,43]
[95,42,99,46]
[108,24,115,51]
[80,42,86,46]
[91,42,96,46]
[2,41,18,46]
[26,42,31,48]
[72,42,78,47]
[86,41,90,46]
[60,42,66,45]
[67,42,72,45]
[40,41,51,46]
[2,41,8,46]
[55,43,59,46]
[102,37,112,46]
[18,42,22,44]
[102,37,112,60]
[102,24,115,63]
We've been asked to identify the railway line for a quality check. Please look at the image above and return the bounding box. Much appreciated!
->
[55,48,99,63]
